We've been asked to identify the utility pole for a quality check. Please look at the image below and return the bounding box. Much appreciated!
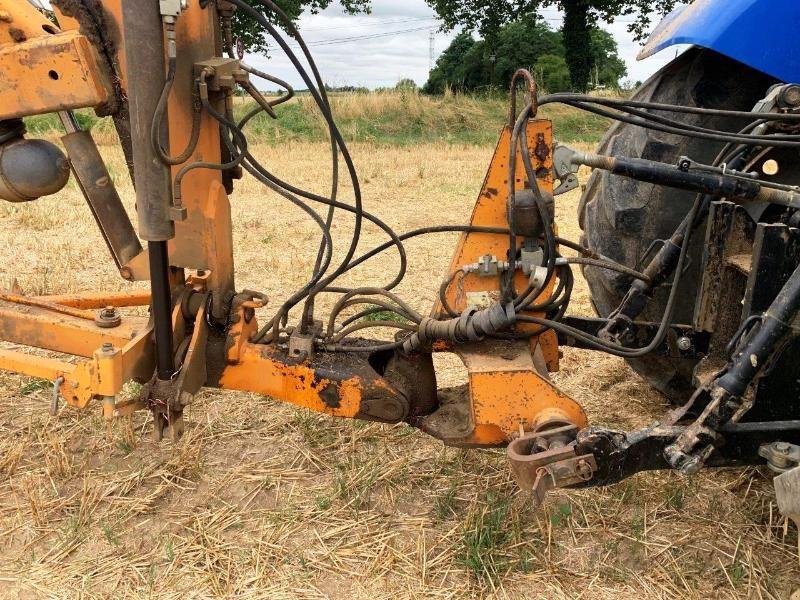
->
[429,29,435,72]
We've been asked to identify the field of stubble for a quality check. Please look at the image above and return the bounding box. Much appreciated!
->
[0,135,797,599]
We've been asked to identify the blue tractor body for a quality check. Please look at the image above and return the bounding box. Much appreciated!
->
[639,0,800,83]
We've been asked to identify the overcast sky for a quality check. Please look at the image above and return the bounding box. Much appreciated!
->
[246,0,687,90]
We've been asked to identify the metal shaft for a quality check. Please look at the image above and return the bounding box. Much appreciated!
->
[121,1,175,242]
[148,241,175,380]
[120,4,177,380]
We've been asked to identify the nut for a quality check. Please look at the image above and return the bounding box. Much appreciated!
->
[95,306,122,329]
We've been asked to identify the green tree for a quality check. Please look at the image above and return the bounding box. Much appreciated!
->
[492,19,563,87]
[395,78,419,92]
[232,0,372,55]
[423,20,626,94]
[423,32,478,94]
[425,0,680,91]
[588,28,627,88]
[534,54,571,92]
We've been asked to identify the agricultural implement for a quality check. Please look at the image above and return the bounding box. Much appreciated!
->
[0,0,799,522]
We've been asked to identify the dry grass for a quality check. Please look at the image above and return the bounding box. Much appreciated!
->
[0,138,797,599]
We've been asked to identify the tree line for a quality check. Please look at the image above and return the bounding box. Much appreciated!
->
[231,0,681,92]
[423,20,627,94]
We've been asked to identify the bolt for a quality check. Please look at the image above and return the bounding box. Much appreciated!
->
[779,85,800,108]
[762,159,780,176]
[776,442,792,455]
[0,11,11,22]
[102,342,114,352]
[119,266,134,281]
[677,336,692,352]
[576,459,594,481]
[96,305,122,328]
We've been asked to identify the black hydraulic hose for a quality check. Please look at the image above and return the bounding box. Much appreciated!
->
[229,0,368,315]
[173,94,248,206]
[518,193,703,358]
[549,96,800,143]
[151,57,202,166]
[240,63,295,108]
[213,127,337,338]
[541,98,800,149]
[542,93,800,123]
[240,154,409,293]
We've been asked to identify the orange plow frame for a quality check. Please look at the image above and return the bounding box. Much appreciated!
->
[0,0,588,449]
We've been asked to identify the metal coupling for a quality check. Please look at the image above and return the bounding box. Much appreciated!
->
[463,255,510,277]
[759,441,800,473]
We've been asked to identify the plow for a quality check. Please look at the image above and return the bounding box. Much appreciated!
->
[0,0,799,526]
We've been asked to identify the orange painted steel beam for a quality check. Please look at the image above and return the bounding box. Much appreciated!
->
[0,22,113,119]
[36,291,152,310]
[0,322,153,410]
[422,119,586,446]
[0,298,147,359]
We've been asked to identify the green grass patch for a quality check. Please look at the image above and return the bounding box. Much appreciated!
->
[359,305,411,324]
[24,91,610,147]
[458,492,513,583]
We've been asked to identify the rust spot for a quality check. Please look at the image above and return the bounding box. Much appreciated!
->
[534,133,550,162]
[9,28,26,43]
[318,381,341,409]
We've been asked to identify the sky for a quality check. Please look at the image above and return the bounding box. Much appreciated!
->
[245,0,689,90]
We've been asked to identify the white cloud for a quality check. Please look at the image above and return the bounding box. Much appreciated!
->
[246,1,685,90]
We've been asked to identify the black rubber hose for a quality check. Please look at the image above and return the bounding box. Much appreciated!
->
[151,58,202,166]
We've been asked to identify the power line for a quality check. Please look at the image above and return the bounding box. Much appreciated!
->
[300,16,438,33]
[281,26,434,49]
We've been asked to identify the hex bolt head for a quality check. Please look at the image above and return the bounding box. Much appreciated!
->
[677,336,692,352]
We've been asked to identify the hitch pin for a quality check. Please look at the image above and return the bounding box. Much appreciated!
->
[50,376,64,416]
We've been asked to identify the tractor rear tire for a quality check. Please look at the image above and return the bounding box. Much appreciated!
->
[578,48,777,402]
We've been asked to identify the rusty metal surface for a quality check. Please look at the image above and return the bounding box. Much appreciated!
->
[0,2,60,46]
[508,68,538,124]
[507,425,597,505]
[420,340,587,447]
[0,293,95,320]
[0,297,146,359]
[35,290,151,310]
[422,118,585,447]
[120,1,173,242]
[61,131,143,270]
[0,29,113,119]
